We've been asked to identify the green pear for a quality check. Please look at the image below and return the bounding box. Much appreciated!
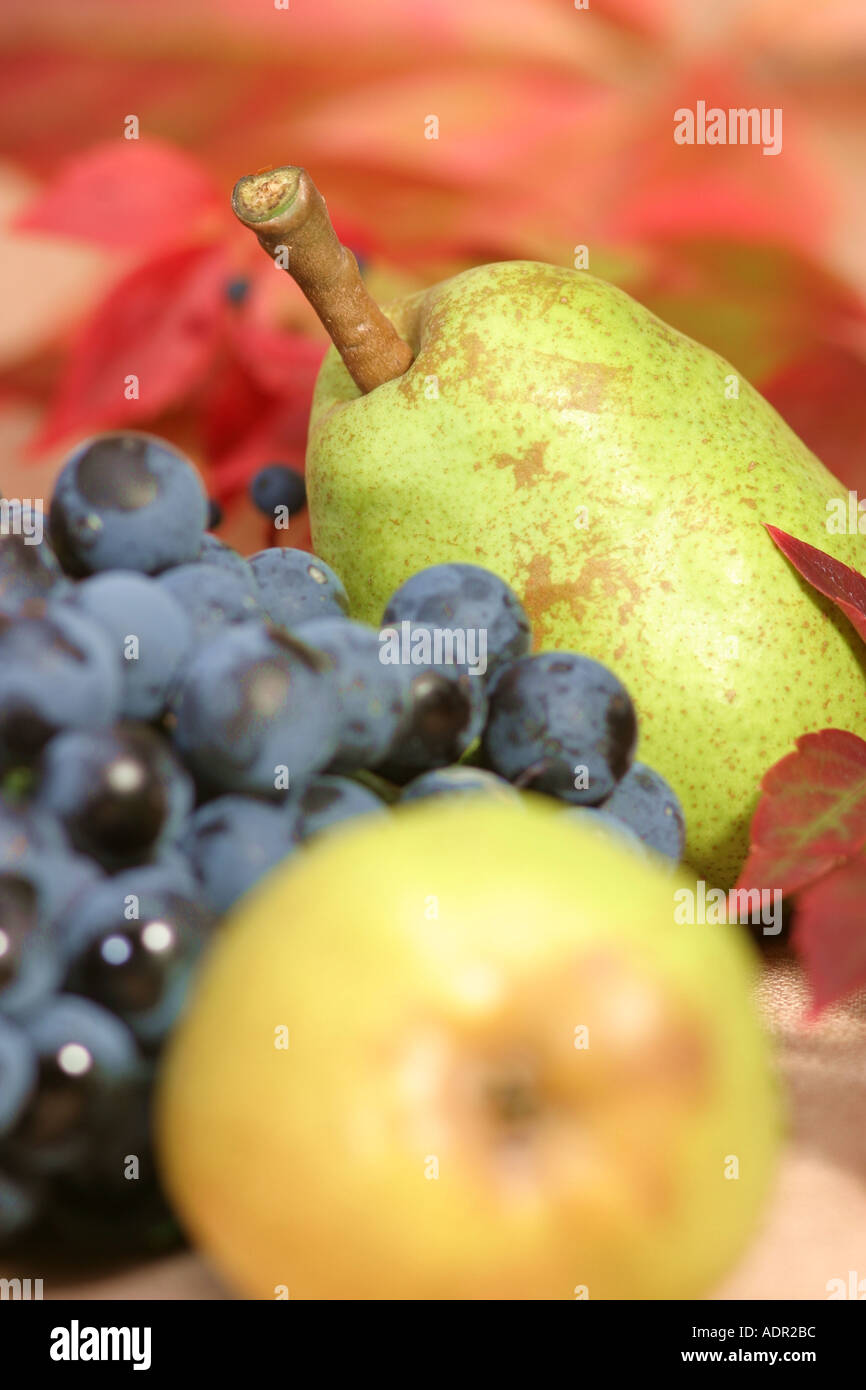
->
[233,169,866,886]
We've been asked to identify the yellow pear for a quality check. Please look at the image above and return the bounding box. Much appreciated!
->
[157,798,779,1300]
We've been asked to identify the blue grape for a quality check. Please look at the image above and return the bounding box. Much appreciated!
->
[249,547,349,629]
[224,277,250,305]
[481,652,637,804]
[401,767,519,803]
[49,432,207,576]
[170,622,340,796]
[197,533,260,589]
[290,776,385,843]
[5,994,143,1176]
[180,795,296,914]
[375,622,488,782]
[0,1169,43,1240]
[37,851,105,932]
[0,817,103,916]
[0,606,121,769]
[35,723,193,869]
[0,796,69,860]
[57,869,215,1050]
[0,852,102,1017]
[599,762,685,862]
[157,561,263,642]
[293,616,409,772]
[561,806,650,858]
[382,562,530,679]
[148,844,199,897]
[58,570,193,720]
[248,465,306,522]
[0,519,68,616]
[0,1014,37,1135]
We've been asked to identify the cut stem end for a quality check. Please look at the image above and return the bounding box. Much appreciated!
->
[231,165,414,395]
[232,169,301,225]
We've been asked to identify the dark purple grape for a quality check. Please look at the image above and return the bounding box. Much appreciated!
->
[294,616,409,773]
[0,515,68,617]
[375,624,488,783]
[4,995,143,1176]
[249,464,306,522]
[170,621,340,797]
[290,776,385,843]
[0,1015,37,1137]
[0,849,101,1018]
[156,561,262,642]
[180,795,295,914]
[249,548,348,630]
[401,767,518,803]
[0,607,121,771]
[0,1168,43,1240]
[382,562,530,680]
[599,762,685,862]
[482,652,637,805]
[35,723,193,869]
[49,432,207,576]
[57,868,215,1050]
[57,570,193,720]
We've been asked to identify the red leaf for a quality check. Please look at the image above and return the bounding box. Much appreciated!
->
[630,240,866,387]
[761,346,866,495]
[199,354,273,464]
[209,400,308,501]
[766,525,866,645]
[33,243,229,449]
[735,729,866,898]
[794,852,866,1015]
[228,318,325,401]
[15,139,220,252]
[606,65,826,255]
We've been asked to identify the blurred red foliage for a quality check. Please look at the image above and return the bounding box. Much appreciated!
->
[1,0,865,508]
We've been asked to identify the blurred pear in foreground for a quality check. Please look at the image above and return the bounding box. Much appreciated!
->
[157,798,779,1299]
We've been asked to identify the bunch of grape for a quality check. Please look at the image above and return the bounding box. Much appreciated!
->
[0,432,684,1252]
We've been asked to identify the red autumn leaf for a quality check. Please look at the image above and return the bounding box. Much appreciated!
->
[793,851,866,1015]
[15,139,221,252]
[228,318,325,402]
[209,399,308,502]
[33,243,229,449]
[735,729,866,898]
[605,63,825,255]
[199,354,274,465]
[634,240,866,386]
[198,322,322,493]
[762,346,866,495]
[766,525,866,645]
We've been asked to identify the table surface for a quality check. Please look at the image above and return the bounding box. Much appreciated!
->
[6,950,865,1302]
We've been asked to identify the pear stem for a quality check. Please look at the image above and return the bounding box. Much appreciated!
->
[231,167,414,394]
